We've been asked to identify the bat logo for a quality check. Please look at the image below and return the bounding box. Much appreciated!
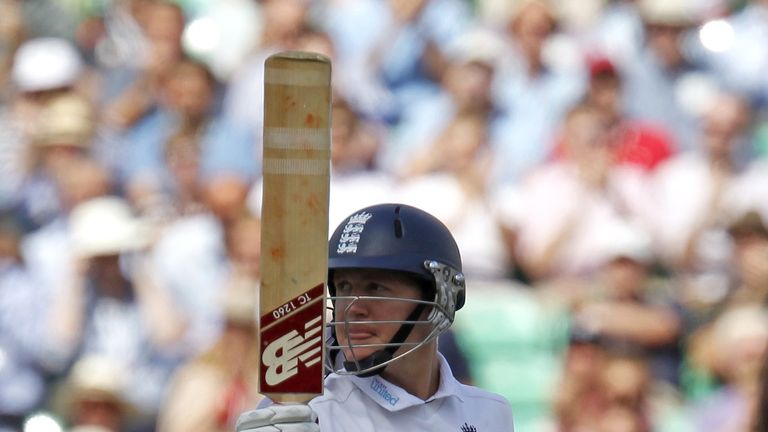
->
[262,316,323,386]
[337,212,372,254]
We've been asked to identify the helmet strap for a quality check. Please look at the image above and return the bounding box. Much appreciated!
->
[343,303,426,377]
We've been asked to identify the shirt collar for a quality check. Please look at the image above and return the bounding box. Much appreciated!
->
[347,353,464,412]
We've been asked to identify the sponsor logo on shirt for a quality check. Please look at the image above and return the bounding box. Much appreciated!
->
[370,378,399,406]
[460,423,477,432]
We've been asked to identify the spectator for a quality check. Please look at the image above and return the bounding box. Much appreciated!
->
[88,0,149,72]
[159,131,207,217]
[149,172,260,364]
[496,103,653,282]
[555,330,608,431]
[596,353,654,432]
[158,280,262,432]
[650,90,768,278]
[317,0,473,123]
[58,355,135,432]
[552,55,677,172]
[0,210,48,429]
[0,36,84,213]
[383,30,511,278]
[556,335,655,432]
[490,0,584,185]
[381,26,503,178]
[620,0,712,152]
[715,210,768,314]
[100,0,186,131]
[21,158,114,332]
[688,306,768,431]
[18,91,95,231]
[685,211,768,397]
[555,221,682,386]
[46,196,187,429]
[125,59,257,216]
[364,0,473,120]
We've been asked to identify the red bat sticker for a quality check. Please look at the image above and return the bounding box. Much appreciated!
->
[260,283,325,393]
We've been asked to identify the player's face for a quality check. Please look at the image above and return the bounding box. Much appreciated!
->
[333,268,425,362]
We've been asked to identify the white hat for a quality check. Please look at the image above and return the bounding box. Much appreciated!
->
[445,26,506,66]
[12,37,83,92]
[66,355,134,415]
[35,93,95,147]
[637,0,701,26]
[69,197,151,258]
[599,220,653,265]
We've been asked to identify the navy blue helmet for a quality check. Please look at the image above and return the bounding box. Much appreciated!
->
[326,203,466,376]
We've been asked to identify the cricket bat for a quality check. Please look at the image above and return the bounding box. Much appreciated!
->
[259,51,331,403]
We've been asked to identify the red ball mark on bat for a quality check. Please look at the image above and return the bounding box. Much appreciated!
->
[304,113,317,126]
[306,194,320,210]
[270,247,284,261]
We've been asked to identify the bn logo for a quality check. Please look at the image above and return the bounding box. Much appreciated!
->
[262,315,323,386]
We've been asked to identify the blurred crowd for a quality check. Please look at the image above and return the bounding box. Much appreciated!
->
[0,0,767,431]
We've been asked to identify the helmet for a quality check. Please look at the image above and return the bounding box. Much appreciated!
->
[325,203,466,377]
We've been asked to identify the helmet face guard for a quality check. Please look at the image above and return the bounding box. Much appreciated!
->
[324,204,465,377]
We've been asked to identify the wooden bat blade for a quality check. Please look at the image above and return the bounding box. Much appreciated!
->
[259,51,331,403]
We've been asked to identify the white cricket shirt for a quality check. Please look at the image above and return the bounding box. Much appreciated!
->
[310,354,515,431]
